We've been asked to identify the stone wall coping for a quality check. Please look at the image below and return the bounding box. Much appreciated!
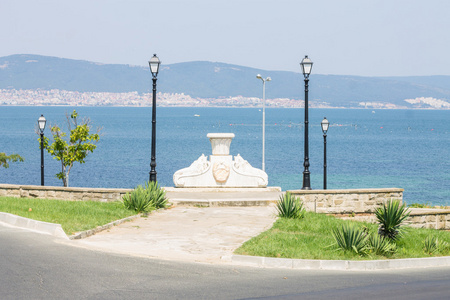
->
[288,188,404,194]
[1,185,401,195]
[164,187,282,193]
[0,184,284,194]
[0,183,133,193]
[409,208,450,215]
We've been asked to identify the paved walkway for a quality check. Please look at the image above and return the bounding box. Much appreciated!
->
[66,206,277,264]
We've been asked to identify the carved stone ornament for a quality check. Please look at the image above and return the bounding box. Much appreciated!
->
[212,161,230,183]
[172,154,211,187]
[207,133,235,155]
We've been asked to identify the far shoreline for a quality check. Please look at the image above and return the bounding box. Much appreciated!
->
[1,105,449,110]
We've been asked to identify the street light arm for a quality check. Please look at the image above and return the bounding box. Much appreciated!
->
[257,74,272,83]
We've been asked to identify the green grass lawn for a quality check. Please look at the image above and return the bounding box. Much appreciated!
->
[0,196,136,235]
[235,212,450,260]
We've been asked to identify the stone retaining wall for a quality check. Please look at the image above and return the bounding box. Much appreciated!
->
[406,208,450,230]
[288,188,450,230]
[0,184,132,202]
[288,188,404,214]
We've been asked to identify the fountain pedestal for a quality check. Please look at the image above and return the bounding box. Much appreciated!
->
[173,133,268,188]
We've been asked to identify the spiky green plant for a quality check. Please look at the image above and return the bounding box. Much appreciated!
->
[367,233,397,256]
[375,199,410,241]
[276,192,305,219]
[423,236,449,255]
[122,181,168,213]
[332,223,369,255]
[145,181,168,209]
[122,185,153,213]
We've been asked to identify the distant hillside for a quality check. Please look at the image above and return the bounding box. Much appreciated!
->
[1,54,450,108]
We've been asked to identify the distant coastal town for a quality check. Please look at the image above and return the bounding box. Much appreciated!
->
[0,88,449,109]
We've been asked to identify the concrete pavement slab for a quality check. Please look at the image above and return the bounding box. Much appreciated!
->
[66,206,277,264]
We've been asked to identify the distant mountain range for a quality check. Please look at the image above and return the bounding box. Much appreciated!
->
[1,54,450,108]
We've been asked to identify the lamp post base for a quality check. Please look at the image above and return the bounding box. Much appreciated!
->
[149,169,157,183]
[301,172,312,190]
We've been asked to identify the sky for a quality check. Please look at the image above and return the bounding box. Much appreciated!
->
[1,0,450,77]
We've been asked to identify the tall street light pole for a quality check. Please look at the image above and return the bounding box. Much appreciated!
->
[321,117,329,190]
[148,54,161,183]
[300,55,313,190]
[256,74,271,172]
[38,114,46,186]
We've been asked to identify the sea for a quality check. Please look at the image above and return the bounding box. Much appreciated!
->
[0,106,449,206]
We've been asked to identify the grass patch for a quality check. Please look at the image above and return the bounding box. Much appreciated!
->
[0,196,136,235]
[235,211,450,260]
[408,202,433,208]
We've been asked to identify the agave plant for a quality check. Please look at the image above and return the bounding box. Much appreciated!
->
[423,236,449,255]
[332,223,369,255]
[145,181,168,209]
[122,181,168,213]
[375,199,410,241]
[367,233,397,256]
[122,185,154,213]
[276,192,305,219]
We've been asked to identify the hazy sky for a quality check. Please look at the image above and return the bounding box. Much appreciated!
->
[1,0,449,76]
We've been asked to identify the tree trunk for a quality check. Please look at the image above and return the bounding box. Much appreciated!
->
[64,165,72,187]
[61,163,69,187]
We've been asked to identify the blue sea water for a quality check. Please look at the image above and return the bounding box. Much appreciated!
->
[0,106,449,206]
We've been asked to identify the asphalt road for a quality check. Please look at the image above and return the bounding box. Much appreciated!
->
[1,224,450,300]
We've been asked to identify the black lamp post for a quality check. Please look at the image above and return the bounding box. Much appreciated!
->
[148,54,161,183]
[321,117,329,190]
[38,114,46,186]
[300,55,313,190]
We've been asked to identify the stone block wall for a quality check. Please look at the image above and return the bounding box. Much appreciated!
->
[287,188,450,230]
[406,208,450,230]
[0,184,132,202]
[288,188,404,214]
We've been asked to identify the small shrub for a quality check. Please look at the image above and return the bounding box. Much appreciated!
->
[423,236,449,255]
[145,181,168,209]
[332,223,369,255]
[276,192,305,219]
[122,181,168,213]
[123,185,153,213]
[367,233,397,256]
[376,199,410,241]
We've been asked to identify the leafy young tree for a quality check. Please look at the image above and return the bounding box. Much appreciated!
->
[40,110,100,187]
[0,153,24,168]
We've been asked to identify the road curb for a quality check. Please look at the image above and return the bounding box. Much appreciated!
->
[0,212,68,240]
[69,214,142,240]
[0,212,142,240]
[230,254,450,270]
